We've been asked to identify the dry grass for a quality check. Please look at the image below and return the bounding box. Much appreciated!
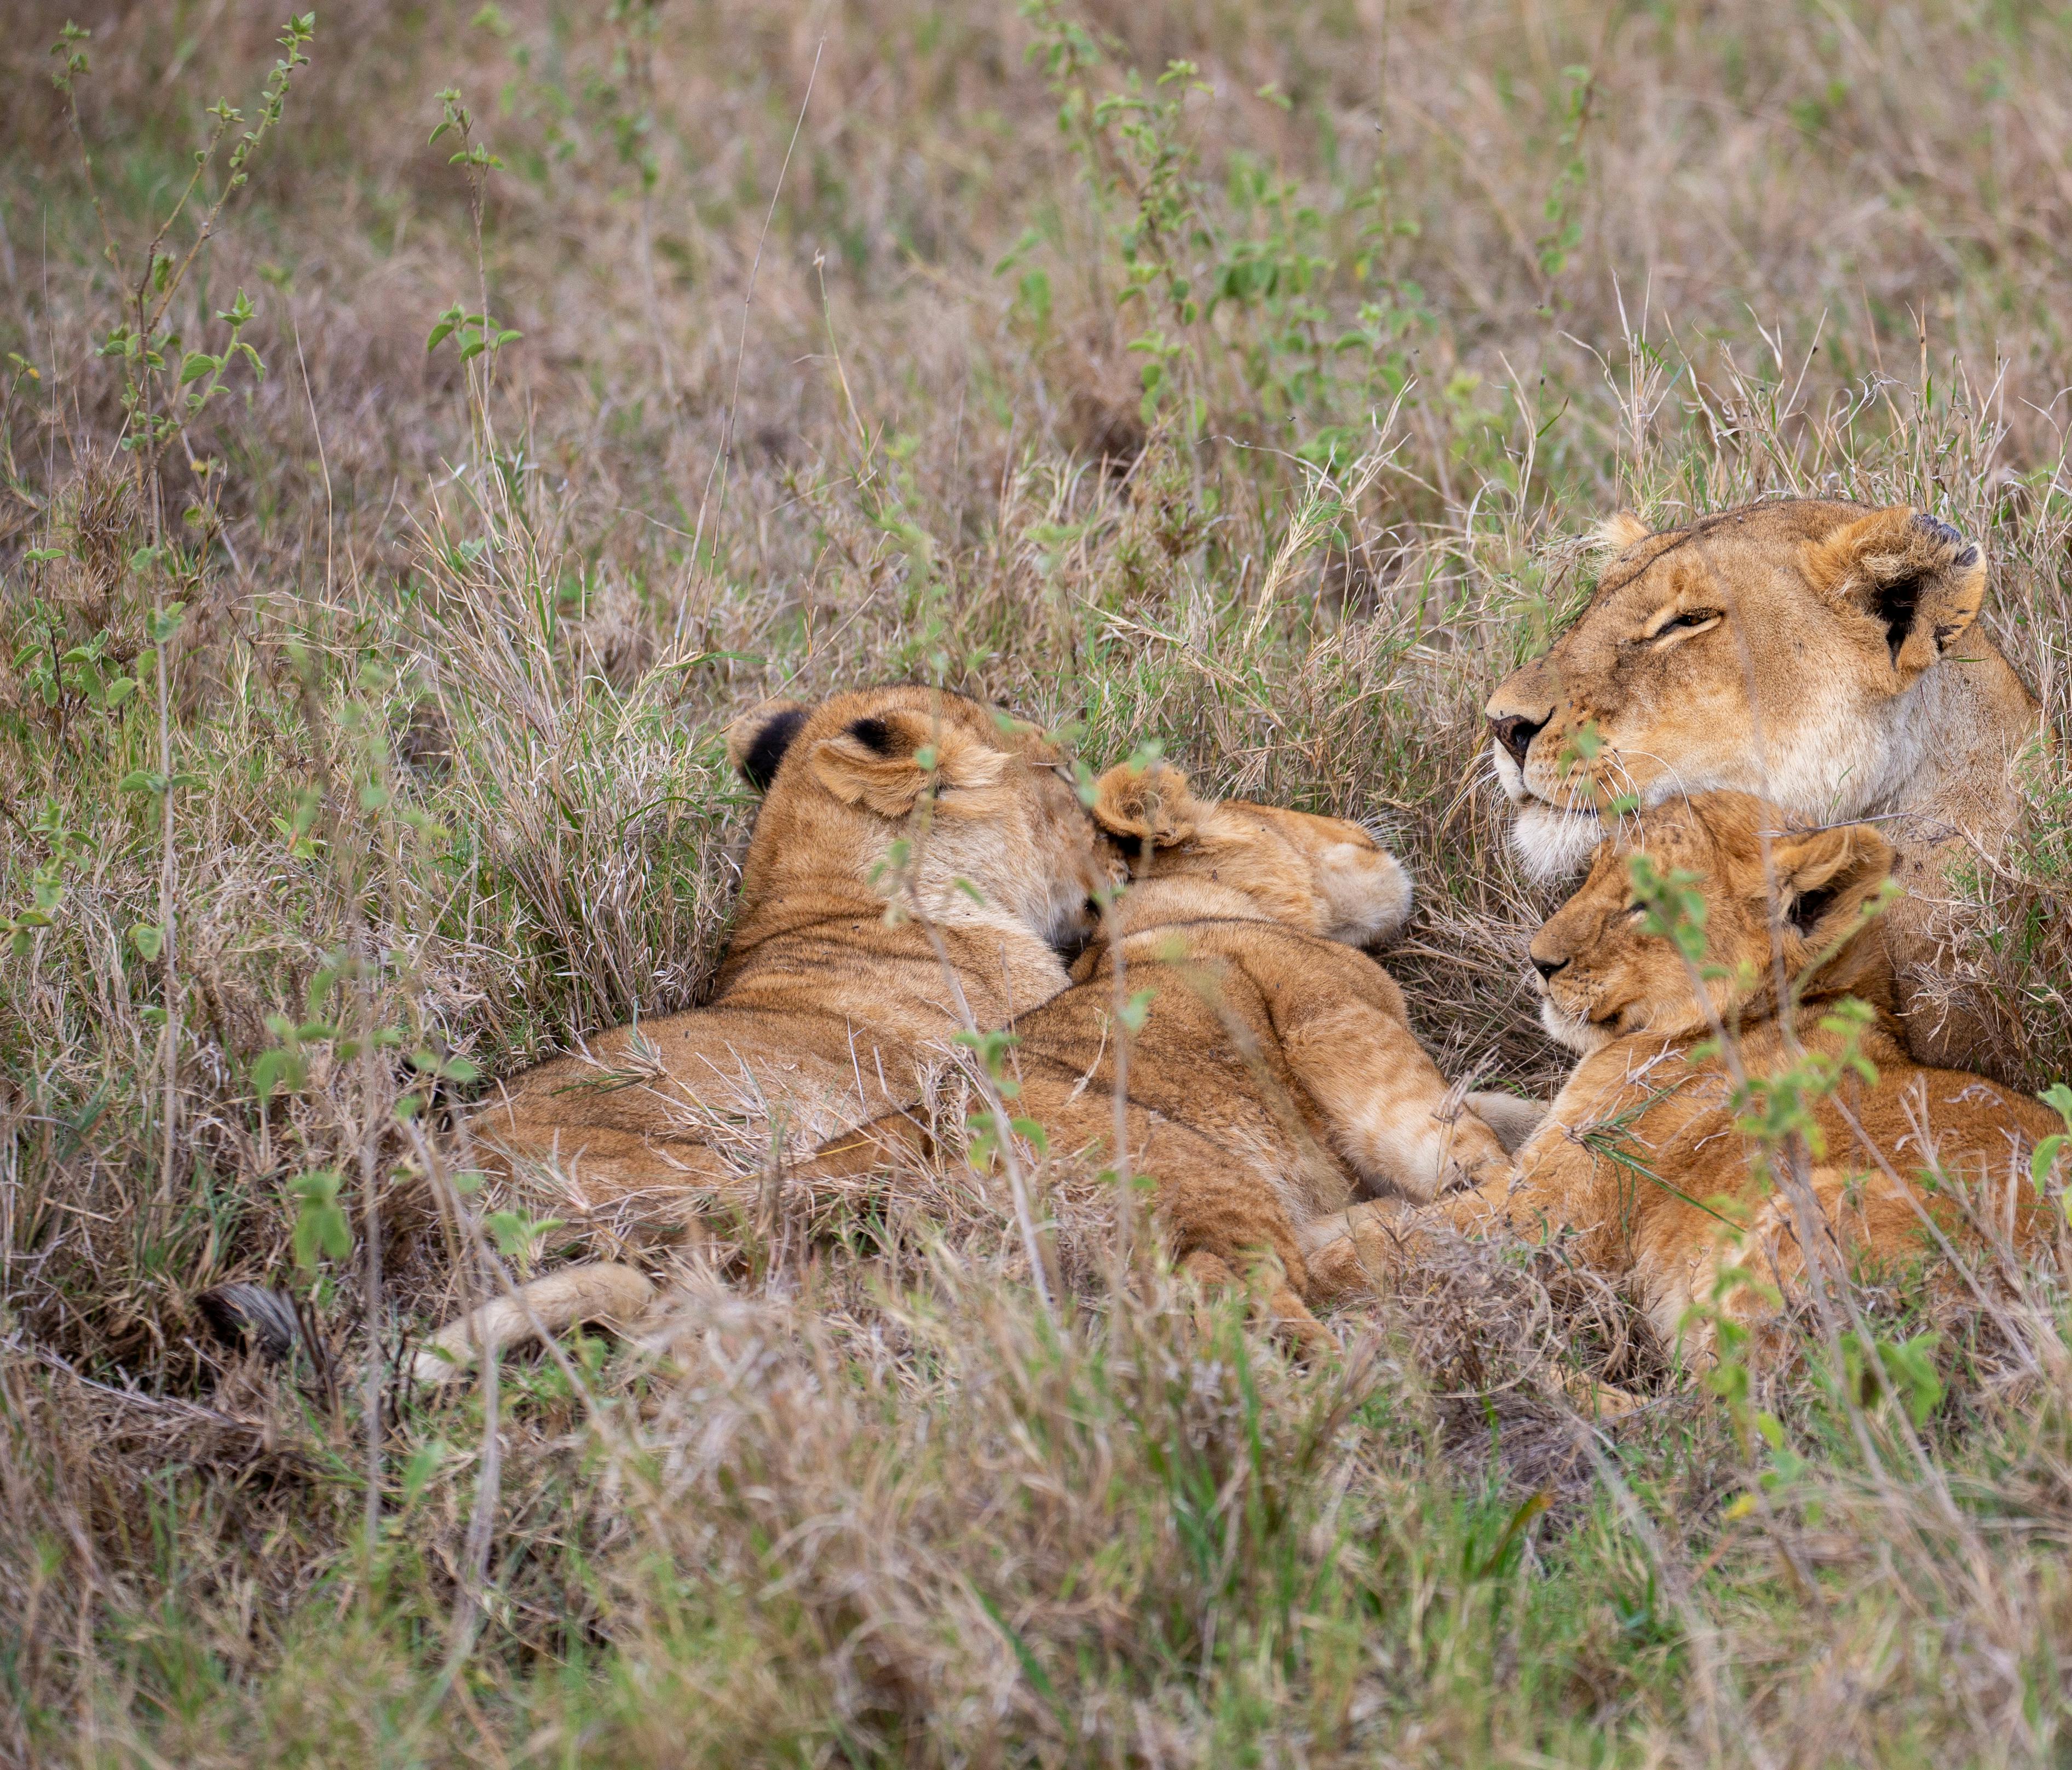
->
[4,0,2072,1762]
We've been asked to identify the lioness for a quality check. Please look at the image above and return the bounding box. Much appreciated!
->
[1306,791,2062,1360]
[411,685,1111,1380]
[1484,499,2044,1071]
[417,761,1517,1372]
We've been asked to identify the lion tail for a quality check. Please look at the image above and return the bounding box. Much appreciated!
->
[411,1261,656,1385]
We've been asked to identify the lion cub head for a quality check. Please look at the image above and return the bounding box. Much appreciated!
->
[724,687,1112,952]
[1487,499,1989,876]
[1089,760,1413,946]
[1529,790,1897,1054]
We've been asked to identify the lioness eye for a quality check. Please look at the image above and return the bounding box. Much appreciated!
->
[1657,609,1718,635]
[1624,901,1647,919]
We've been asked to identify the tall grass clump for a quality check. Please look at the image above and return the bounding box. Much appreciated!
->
[3,1,2072,1762]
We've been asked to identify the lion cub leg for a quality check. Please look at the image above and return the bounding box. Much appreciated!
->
[1296,1199,1421,1297]
[1179,1249,1334,1360]
[1464,1091,1548,1155]
[1280,1000,1515,1201]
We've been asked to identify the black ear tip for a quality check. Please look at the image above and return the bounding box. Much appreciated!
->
[1910,513,1972,559]
[739,705,808,791]
[848,715,894,756]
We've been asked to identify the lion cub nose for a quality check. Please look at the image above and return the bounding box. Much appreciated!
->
[1530,952,1568,981]
[1489,711,1547,767]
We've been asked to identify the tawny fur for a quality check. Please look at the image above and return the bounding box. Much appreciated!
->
[807,763,1513,1354]
[413,686,1112,1383]
[1306,791,2061,1363]
[1485,499,2044,1073]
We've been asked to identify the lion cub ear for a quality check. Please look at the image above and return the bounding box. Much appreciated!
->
[1089,760,1200,857]
[1803,507,1987,685]
[1593,509,1651,553]
[1769,821,1896,950]
[726,700,811,792]
[809,708,1008,817]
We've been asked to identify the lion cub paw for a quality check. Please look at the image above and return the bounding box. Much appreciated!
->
[1297,1202,1408,1298]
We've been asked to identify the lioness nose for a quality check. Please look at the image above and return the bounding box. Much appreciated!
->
[1530,953,1568,981]
[1489,712,1546,767]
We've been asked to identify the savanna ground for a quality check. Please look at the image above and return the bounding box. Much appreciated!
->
[4,1,2072,1762]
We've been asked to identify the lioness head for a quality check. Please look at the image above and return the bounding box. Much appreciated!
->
[724,686,1111,951]
[1090,760,1413,946]
[1529,790,1896,1054]
[1487,500,1988,877]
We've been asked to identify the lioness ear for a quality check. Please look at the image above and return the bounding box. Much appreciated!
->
[1593,509,1650,554]
[726,699,810,791]
[1770,822,1896,947]
[1089,760,1199,853]
[809,708,1007,817]
[1803,507,1986,685]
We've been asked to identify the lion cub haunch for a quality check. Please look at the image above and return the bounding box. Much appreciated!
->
[1396,791,2061,1360]
[1485,499,2044,1073]
[413,687,1109,1382]
[809,762,1514,1353]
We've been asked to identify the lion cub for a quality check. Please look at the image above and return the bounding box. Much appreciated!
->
[1308,790,2062,1359]
[814,762,1516,1350]
[412,686,1113,1381]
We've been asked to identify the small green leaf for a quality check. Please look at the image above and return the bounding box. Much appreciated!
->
[2041,1082,2072,1131]
[1118,989,1155,1034]
[398,1438,447,1509]
[128,922,163,961]
[290,1168,351,1268]
[486,1210,563,1265]
[2034,1134,2066,1192]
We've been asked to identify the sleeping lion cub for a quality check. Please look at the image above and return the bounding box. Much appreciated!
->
[417,762,1513,1372]
[1306,790,2063,1360]
[411,685,1113,1381]
[811,761,1517,1350]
